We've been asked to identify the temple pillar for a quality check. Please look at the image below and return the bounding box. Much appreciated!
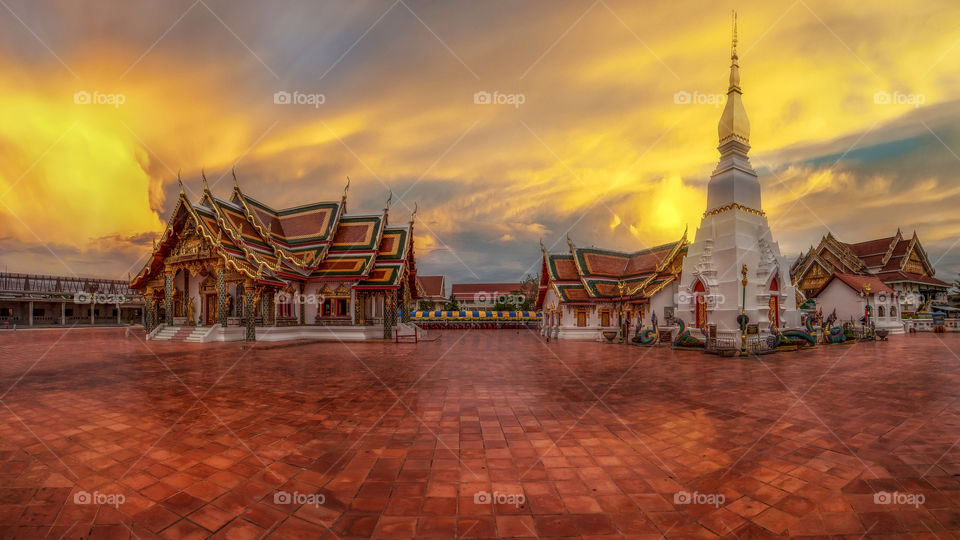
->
[28,301,33,326]
[384,293,395,339]
[164,273,173,325]
[216,269,227,327]
[116,303,121,325]
[298,284,305,325]
[60,302,65,326]
[145,297,153,332]
[244,284,256,341]
[90,304,95,325]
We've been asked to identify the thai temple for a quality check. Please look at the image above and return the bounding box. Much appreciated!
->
[539,16,800,340]
[791,230,950,315]
[536,236,687,339]
[130,174,418,342]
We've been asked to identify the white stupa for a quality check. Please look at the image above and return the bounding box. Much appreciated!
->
[677,14,799,335]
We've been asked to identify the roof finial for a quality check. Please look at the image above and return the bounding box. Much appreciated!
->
[232,167,239,190]
[342,176,350,199]
[718,10,749,148]
[201,168,210,193]
[384,190,392,212]
[410,202,417,223]
[539,237,546,255]
[177,170,185,195]
[731,10,738,60]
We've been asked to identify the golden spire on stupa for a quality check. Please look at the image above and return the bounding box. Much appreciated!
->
[718,11,750,149]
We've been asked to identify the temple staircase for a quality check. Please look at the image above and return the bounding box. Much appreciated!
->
[152,326,212,342]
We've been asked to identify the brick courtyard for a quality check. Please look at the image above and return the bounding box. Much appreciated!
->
[1,329,960,538]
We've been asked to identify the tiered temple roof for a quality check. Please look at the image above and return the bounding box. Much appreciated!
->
[791,230,949,298]
[536,230,688,307]
[131,175,416,293]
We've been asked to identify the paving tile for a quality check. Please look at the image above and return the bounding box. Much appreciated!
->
[1,329,959,537]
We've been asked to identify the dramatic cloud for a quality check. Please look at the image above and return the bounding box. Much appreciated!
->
[0,0,958,285]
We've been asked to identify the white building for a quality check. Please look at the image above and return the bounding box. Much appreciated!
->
[677,19,799,338]
[812,274,902,333]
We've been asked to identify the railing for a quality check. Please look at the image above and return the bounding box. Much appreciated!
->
[0,271,139,296]
[904,318,960,332]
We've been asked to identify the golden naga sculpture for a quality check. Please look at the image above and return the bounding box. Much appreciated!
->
[186,297,195,326]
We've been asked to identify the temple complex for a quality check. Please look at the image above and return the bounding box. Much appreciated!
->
[536,234,687,340]
[538,17,801,341]
[129,174,417,342]
[791,230,951,315]
[677,15,800,336]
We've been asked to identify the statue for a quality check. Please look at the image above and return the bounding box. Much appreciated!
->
[186,297,195,326]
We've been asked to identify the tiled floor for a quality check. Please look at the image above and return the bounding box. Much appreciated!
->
[1,328,960,538]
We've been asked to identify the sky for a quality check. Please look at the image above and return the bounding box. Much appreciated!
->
[0,0,959,288]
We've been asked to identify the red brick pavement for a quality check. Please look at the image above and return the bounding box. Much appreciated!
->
[1,328,960,538]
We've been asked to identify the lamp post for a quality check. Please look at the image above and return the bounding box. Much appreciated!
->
[863,283,871,337]
[740,264,748,355]
[616,280,625,343]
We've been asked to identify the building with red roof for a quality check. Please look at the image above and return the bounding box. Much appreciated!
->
[452,282,523,309]
[812,273,902,332]
[791,230,950,315]
[536,232,688,340]
[130,175,417,341]
[415,275,447,307]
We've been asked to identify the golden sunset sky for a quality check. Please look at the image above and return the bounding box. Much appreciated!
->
[0,0,959,285]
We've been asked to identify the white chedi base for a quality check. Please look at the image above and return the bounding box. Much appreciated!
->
[678,208,800,333]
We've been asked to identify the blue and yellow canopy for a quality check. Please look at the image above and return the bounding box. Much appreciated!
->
[411,310,541,321]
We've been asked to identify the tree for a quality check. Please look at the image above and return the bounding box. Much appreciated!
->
[443,294,460,311]
[517,273,539,311]
[417,299,435,311]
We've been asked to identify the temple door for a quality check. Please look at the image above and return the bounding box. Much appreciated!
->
[576,311,586,327]
[769,276,780,329]
[693,280,707,328]
[205,294,216,326]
